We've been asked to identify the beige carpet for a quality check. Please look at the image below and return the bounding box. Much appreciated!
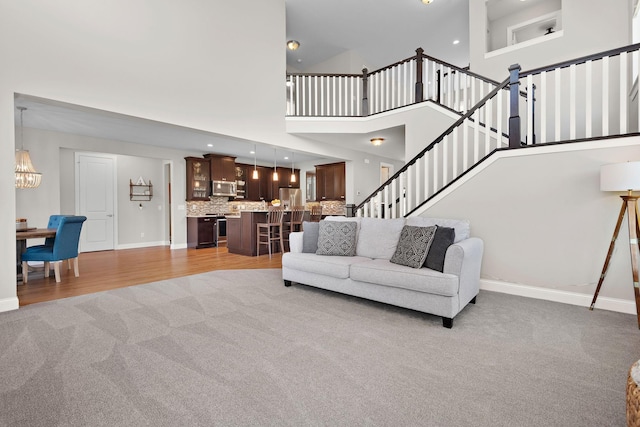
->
[0,268,638,426]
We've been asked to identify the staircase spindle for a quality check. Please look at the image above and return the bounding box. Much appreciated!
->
[585,61,592,138]
[620,51,628,134]
[602,56,610,136]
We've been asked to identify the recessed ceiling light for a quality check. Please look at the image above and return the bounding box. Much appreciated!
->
[286,40,300,51]
[250,150,255,154]
[370,138,385,146]
[207,144,213,147]
[453,40,460,45]
[284,156,289,160]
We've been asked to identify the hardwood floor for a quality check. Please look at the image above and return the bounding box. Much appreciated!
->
[17,245,282,307]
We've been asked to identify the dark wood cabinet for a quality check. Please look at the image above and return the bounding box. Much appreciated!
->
[245,165,262,201]
[204,154,236,181]
[333,162,346,200]
[315,162,345,201]
[185,157,211,201]
[235,164,247,200]
[276,167,300,189]
[187,217,216,248]
[235,163,300,201]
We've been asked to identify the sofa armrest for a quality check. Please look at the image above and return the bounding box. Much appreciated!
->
[443,237,484,305]
[289,231,304,253]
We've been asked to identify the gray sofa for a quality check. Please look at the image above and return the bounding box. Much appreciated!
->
[281,216,484,328]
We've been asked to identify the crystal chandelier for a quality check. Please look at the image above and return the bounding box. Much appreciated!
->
[15,106,41,189]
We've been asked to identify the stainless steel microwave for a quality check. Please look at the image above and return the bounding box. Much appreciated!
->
[210,180,237,197]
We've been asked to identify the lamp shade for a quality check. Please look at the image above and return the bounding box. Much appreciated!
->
[600,161,640,191]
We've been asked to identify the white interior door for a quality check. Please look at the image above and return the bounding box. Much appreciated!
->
[76,153,116,252]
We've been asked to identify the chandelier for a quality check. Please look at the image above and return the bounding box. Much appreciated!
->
[15,106,42,189]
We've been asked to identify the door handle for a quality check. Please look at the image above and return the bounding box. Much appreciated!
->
[107,214,113,217]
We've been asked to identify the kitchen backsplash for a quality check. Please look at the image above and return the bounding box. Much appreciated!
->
[186,197,230,216]
[186,198,347,216]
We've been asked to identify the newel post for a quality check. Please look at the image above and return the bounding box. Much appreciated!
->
[362,67,369,116]
[415,48,424,103]
[508,64,522,149]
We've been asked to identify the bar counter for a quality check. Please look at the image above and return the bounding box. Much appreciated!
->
[227,210,307,256]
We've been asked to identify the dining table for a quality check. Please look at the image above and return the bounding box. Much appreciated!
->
[16,228,57,281]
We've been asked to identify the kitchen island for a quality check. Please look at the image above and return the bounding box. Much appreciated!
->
[227,210,307,256]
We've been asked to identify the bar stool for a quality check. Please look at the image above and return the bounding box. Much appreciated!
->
[256,206,285,258]
[283,205,305,251]
[310,204,323,222]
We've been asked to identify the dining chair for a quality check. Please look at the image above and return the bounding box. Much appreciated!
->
[256,206,284,258]
[283,205,305,251]
[21,215,87,283]
[310,204,323,222]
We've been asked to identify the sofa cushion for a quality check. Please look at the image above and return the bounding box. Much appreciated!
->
[355,217,406,260]
[282,252,371,279]
[424,226,455,272]
[406,216,470,243]
[351,258,459,297]
[302,221,320,253]
[316,220,358,256]
[390,225,437,268]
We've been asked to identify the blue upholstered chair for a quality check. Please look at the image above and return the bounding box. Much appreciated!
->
[22,215,87,283]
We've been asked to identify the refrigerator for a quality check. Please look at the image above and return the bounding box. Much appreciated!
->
[279,188,302,209]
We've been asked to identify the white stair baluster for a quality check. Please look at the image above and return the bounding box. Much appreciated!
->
[603,56,610,136]
[586,61,592,138]
[555,67,561,141]
[527,75,534,145]
[540,71,547,143]
[620,51,628,134]
[569,64,576,139]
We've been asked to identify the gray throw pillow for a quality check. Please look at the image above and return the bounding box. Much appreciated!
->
[316,220,357,256]
[424,226,455,272]
[302,221,320,253]
[390,225,437,268]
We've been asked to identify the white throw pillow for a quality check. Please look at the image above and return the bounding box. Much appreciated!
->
[356,217,406,259]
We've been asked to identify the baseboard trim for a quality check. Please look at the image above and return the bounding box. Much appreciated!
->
[116,241,168,250]
[171,243,188,250]
[480,279,636,314]
[0,297,19,313]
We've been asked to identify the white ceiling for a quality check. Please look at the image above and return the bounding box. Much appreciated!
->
[285,0,471,72]
[14,0,534,165]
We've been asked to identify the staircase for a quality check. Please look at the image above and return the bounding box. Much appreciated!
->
[287,44,640,219]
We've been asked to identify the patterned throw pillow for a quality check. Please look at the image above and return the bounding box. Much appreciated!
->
[390,225,437,268]
[316,220,358,256]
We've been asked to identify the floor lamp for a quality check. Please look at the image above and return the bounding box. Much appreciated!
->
[590,161,640,329]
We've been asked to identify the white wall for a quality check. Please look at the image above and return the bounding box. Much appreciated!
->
[470,0,632,81]
[0,0,290,310]
[15,127,202,249]
[302,50,369,75]
[419,136,640,309]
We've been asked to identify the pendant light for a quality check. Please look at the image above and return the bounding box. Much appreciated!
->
[252,145,259,179]
[272,149,279,181]
[290,152,296,183]
[15,107,42,189]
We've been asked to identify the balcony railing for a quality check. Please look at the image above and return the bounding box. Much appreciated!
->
[286,48,504,117]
